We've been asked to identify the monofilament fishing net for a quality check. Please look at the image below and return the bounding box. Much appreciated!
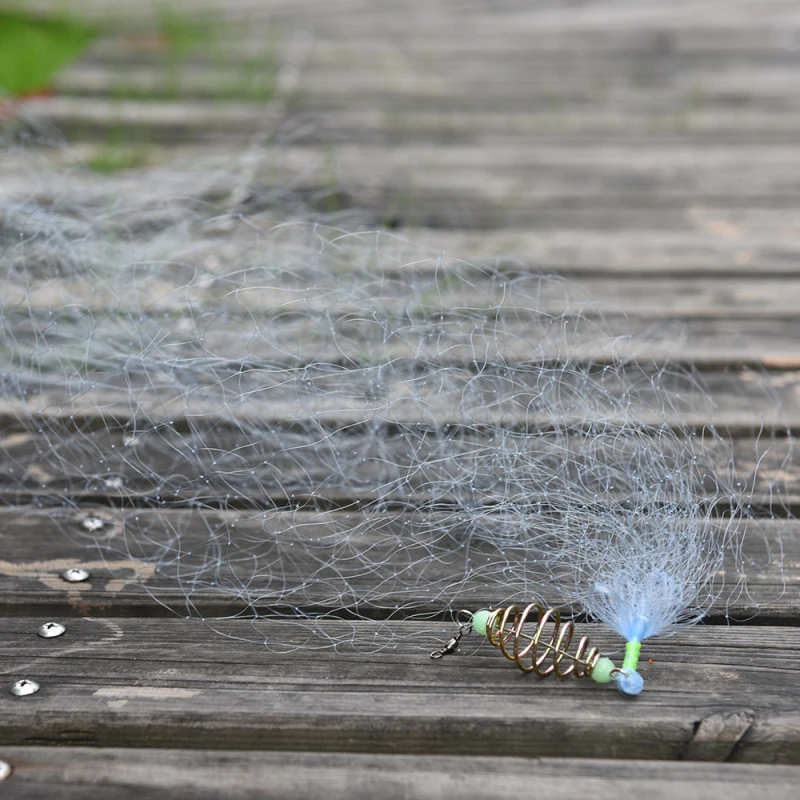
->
[0,128,787,653]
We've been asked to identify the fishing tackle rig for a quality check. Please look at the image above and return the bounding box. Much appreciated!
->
[1,140,775,665]
[431,605,644,697]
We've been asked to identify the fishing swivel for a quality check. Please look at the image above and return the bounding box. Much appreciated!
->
[429,610,475,659]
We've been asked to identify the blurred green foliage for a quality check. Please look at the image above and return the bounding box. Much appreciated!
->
[83,145,150,173]
[0,11,96,96]
[1,5,277,172]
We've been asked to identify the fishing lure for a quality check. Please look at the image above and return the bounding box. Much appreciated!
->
[431,604,643,696]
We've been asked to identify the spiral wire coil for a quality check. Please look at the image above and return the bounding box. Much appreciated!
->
[486,603,601,678]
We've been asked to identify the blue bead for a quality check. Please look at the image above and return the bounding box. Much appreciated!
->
[616,669,645,697]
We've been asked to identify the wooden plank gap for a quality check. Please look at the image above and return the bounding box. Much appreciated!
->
[683,710,756,762]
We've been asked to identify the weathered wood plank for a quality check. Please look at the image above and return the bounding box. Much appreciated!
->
[2,749,800,800]
[0,427,794,507]
[17,97,269,144]
[79,34,800,65]
[55,59,800,111]
[6,259,800,321]
[0,365,794,432]
[260,145,800,228]
[10,136,800,227]
[4,327,800,396]
[55,28,800,148]
[408,229,800,276]
[284,77,800,119]
[283,109,800,145]
[20,98,800,159]
[0,509,792,620]
[18,0,800,31]
[0,617,798,762]
[5,161,800,276]
[4,0,797,781]
[16,138,800,207]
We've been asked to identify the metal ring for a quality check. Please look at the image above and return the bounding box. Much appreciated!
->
[455,609,474,626]
[610,667,628,678]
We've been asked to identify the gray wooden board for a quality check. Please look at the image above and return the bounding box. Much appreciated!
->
[13,139,800,218]
[0,509,792,620]
[8,238,800,319]
[407,229,800,277]
[19,0,800,31]
[9,267,800,320]
[53,56,800,113]
[5,299,800,372]
[2,749,800,800]
[27,100,800,145]
[6,171,800,276]
[6,153,800,237]
[4,0,800,784]
[9,140,800,233]
[0,423,795,504]
[283,77,800,117]
[6,317,800,374]
[255,145,800,229]
[298,109,800,144]
[9,272,800,324]
[0,617,798,762]
[37,314,800,370]
[56,55,800,97]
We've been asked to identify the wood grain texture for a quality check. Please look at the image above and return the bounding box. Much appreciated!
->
[3,0,800,786]
[0,509,792,620]
[406,229,800,277]
[5,293,800,373]
[12,135,800,228]
[8,264,800,322]
[0,424,795,505]
[28,98,800,145]
[0,617,798,762]
[17,0,800,30]
[684,710,757,761]
[55,53,800,115]
[2,749,800,800]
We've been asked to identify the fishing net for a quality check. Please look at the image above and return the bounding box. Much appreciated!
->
[0,121,789,653]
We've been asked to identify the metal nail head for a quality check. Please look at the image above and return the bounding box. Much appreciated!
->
[0,760,11,781]
[61,567,90,583]
[37,622,66,638]
[9,679,40,697]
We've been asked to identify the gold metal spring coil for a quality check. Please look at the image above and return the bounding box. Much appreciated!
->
[486,603,601,679]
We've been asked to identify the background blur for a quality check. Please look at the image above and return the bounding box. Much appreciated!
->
[2,0,799,271]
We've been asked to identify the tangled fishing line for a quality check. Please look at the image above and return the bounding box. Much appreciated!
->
[0,122,789,685]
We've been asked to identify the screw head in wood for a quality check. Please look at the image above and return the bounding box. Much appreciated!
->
[37,622,66,638]
[61,567,90,583]
[0,760,11,781]
[8,679,39,697]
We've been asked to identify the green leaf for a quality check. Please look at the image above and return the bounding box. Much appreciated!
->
[0,11,96,97]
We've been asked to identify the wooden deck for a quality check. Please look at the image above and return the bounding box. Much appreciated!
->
[2,1,800,797]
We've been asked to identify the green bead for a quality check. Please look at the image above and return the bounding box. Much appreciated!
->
[471,609,491,636]
[591,656,616,684]
[623,640,642,673]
